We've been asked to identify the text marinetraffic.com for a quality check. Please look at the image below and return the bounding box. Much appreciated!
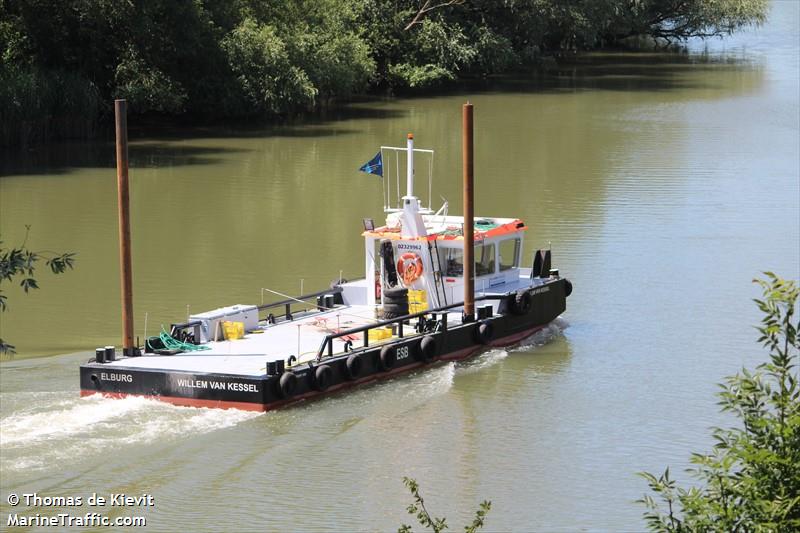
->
[5,492,153,528]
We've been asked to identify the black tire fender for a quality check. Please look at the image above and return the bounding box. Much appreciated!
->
[313,364,333,391]
[345,353,363,380]
[418,335,436,362]
[383,287,408,300]
[382,302,409,314]
[379,345,396,371]
[564,278,573,297]
[278,371,297,398]
[475,321,494,344]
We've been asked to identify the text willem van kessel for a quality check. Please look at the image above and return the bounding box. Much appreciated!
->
[98,371,260,393]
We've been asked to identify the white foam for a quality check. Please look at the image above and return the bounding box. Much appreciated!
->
[455,318,567,375]
[428,361,456,391]
[1,394,152,446]
[0,392,262,473]
[456,348,509,374]
[383,362,456,403]
[509,318,568,352]
[115,400,260,446]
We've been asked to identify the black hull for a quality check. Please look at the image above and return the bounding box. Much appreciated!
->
[80,279,568,411]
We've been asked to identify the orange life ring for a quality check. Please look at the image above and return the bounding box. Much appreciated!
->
[397,252,424,285]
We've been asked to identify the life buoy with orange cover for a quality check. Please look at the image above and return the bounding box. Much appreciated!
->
[396,253,423,285]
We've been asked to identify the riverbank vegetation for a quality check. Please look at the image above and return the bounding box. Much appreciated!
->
[1,0,768,147]
[639,273,799,530]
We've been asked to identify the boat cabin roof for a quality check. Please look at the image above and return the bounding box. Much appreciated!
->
[362,215,526,243]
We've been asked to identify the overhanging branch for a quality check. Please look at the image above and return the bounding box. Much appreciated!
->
[404,0,466,31]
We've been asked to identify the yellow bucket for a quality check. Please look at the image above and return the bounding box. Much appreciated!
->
[222,321,245,340]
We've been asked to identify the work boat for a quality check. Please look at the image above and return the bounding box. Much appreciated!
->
[80,107,572,411]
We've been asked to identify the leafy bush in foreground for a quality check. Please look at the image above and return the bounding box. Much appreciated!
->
[639,273,800,531]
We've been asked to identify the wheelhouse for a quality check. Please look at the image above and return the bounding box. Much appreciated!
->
[362,213,529,314]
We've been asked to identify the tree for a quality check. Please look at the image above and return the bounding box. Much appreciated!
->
[398,477,491,533]
[114,45,188,114]
[0,226,75,355]
[1,0,771,146]
[638,273,800,531]
[404,0,465,31]
[606,0,770,46]
[221,18,317,115]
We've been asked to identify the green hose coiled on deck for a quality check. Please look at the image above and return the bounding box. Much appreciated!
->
[146,327,210,352]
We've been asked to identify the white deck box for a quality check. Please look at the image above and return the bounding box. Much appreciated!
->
[190,304,259,342]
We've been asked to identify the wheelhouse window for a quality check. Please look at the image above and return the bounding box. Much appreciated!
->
[439,242,501,277]
[499,238,521,271]
[475,242,495,276]
[440,247,464,276]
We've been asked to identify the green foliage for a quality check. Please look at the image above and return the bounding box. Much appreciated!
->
[399,477,491,533]
[114,46,187,114]
[0,65,102,147]
[636,0,770,43]
[467,26,518,74]
[0,0,769,145]
[388,63,454,90]
[222,18,316,115]
[280,0,376,101]
[289,29,375,101]
[414,19,475,75]
[0,227,76,355]
[638,273,800,531]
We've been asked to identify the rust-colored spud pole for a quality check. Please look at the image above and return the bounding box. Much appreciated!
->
[463,102,475,321]
[115,99,135,355]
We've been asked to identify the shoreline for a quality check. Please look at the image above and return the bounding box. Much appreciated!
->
[1,45,716,151]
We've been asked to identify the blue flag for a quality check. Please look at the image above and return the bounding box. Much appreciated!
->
[359,151,383,177]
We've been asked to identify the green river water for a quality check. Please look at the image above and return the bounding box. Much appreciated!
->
[1,2,798,531]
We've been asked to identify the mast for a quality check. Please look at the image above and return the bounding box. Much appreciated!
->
[406,133,414,197]
[400,132,427,238]
[463,103,475,321]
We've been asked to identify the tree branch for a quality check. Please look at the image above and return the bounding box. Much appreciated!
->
[404,0,465,31]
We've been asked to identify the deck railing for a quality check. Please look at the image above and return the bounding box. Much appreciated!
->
[165,286,346,345]
[257,285,344,322]
[315,293,508,361]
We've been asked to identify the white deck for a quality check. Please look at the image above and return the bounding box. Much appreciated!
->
[105,304,462,377]
[103,272,544,377]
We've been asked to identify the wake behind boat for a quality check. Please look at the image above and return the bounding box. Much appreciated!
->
[79,103,572,411]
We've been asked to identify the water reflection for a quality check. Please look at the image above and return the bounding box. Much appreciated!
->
[0,106,409,178]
